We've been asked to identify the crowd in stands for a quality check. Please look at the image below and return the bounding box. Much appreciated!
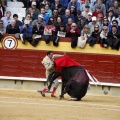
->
[0,0,120,50]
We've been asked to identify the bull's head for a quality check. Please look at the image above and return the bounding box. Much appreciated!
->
[47,71,60,90]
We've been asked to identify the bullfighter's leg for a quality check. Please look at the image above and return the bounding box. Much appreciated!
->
[51,79,59,97]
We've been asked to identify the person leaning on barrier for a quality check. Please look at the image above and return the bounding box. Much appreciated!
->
[6,19,20,34]
[0,19,5,41]
[31,20,44,47]
[20,20,33,44]
[38,51,64,97]
[66,22,80,48]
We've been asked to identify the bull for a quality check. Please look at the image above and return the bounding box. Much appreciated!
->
[47,56,90,101]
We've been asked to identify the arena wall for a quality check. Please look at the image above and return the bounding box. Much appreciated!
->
[0,35,120,95]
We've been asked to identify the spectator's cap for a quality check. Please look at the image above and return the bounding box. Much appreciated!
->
[32,2,36,6]
[81,16,86,21]
[70,5,75,8]
[92,16,97,21]
[6,11,11,14]
[58,4,63,8]
[38,14,44,19]
[37,20,41,24]
[96,5,101,9]
[13,14,18,18]
[88,12,92,16]
[0,20,3,23]
[85,5,90,8]
[77,10,81,14]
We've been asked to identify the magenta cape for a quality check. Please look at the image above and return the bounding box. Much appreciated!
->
[54,56,81,72]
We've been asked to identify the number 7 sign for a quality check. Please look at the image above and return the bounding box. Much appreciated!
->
[1,36,18,49]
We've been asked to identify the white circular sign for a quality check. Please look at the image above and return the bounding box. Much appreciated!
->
[2,36,18,49]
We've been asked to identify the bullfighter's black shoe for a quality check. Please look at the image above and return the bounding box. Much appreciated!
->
[40,91,45,97]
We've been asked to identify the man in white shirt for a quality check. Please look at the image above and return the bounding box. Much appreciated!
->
[1,11,12,28]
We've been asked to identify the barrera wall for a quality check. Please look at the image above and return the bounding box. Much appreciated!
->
[0,35,120,84]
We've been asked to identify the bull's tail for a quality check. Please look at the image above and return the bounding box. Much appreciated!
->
[85,70,101,86]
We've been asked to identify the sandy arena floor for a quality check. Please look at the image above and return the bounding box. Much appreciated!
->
[0,89,120,120]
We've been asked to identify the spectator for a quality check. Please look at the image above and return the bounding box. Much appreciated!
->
[103,17,109,26]
[23,14,32,25]
[67,0,80,12]
[91,0,96,6]
[70,5,77,17]
[116,11,120,28]
[32,20,44,46]
[45,4,52,17]
[106,0,114,13]
[80,25,91,41]
[13,14,23,27]
[112,0,120,18]
[108,19,120,31]
[86,12,92,24]
[107,10,115,25]
[82,5,92,18]
[28,0,40,9]
[93,0,106,17]
[30,1,39,14]
[53,23,66,46]
[6,19,20,34]
[100,26,109,48]
[20,21,33,44]
[75,10,82,23]
[88,16,97,32]
[40,0,50,8]
[0,0,6,17]
[57,4,65,16]
[107,25,120,50]
[51,9,59,24]
[54,16,63,30]
[88,24,101,46]
[77,16,87,31]
[26,1,40,20]
[32,14,46,27]
[0,19,5,41]
[1,11,12,27]
[60,0,69,9]
[48,16,55,25]
[96,13,103,31]
[66,22,80,48]
[66,18,73,29]
[62,9,75,24]
[81,0,93,12]
[92,6,104,19]
[43,21,56,44]
[51,0,61,11]
[40,7,50,23]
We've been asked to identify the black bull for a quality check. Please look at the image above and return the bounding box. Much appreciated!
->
[47,66,89,101]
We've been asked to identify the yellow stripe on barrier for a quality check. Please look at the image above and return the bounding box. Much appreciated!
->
[0,39,120,55]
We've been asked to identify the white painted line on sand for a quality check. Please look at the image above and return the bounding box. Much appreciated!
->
[0,98,120,112]
[0,96,119,109]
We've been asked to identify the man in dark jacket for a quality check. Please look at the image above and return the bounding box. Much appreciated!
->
[107,25,120,50]
[6,19,20,34]
[31,20,44,46]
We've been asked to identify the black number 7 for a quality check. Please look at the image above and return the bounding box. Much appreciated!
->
[8,40,12,47]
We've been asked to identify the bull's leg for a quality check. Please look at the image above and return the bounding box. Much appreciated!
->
[59,82,66,99]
